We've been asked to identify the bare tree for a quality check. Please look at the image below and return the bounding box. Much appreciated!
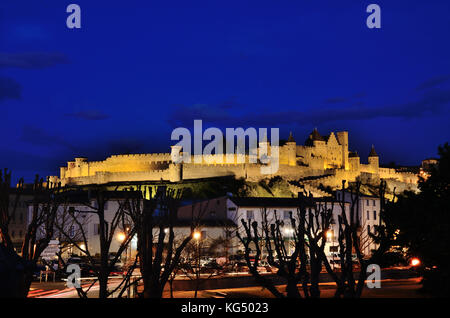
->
[297,193,334,298]
[53,187,137,298]
[0,170,60,297]
[237,217,285,298]
[129,186,193,298]
[308,180,391,298]
[180,232,224,298]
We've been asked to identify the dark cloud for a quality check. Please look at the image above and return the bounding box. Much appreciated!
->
[323,97,348,104]
[0,147,59,175]
[323,92,366,105]
[167,103,233,127]
[0,77,21,101]
[108,138,147,155]
[65,110,110,120]
[167,89,450,128]
[0,52,69,69]
[20,125,77,151]
[416,75,450,91]
[249,89,450,126]
[217,96,243,109]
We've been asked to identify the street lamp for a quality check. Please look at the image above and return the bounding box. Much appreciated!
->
[193,231,201,240]
[410,257,421,267]
[193,231,202,275]
[117,232,126,242]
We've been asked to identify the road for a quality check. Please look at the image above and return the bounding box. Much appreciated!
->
[29,277,425,298]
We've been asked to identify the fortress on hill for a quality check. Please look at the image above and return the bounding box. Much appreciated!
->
[51,129,417,194]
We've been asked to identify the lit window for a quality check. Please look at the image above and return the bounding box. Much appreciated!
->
[246,210,254,220]
[283,211,291,220]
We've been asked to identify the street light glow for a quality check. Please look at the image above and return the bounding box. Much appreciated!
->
[410,257,421,267]
[117,232,126,242]
[193,231,201,240]
[284,228,294,235]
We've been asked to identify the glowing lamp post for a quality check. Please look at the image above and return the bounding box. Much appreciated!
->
[117,232,126,242]
[193,231,202,271]
[410,257,421,267]
[193,231,201,240]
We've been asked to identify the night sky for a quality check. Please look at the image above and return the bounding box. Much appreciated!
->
[1,1,450,182]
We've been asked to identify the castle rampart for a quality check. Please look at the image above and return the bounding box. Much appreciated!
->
[54,129,418,190]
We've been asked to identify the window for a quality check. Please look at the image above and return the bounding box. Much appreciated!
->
[329,246,338,252]
[283,211,291,220]
[94,224,100,235]
[11,231,15,238]
[367,225,371,234]
[366,211,370,220]
[246,210,254,220]
[372,200,376,206]
[367,200,369,205]
[201,231,207,239]
[373,211,377,220]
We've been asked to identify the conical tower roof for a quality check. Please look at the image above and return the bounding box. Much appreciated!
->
[288,131,295,142]
[369,145,378,157]
[310,128,324,141]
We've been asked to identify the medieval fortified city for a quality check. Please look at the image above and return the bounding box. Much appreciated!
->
[0,1,449,312]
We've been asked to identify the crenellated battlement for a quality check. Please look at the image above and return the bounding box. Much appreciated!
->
[54,129,419,188]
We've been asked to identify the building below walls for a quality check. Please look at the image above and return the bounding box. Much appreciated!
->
[177,194,380,260]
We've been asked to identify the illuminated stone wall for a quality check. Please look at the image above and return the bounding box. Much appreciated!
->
[55,130,418,189]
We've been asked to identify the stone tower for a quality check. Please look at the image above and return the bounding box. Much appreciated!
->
[348,151,360,171]
[336,131,349,170]
[169,163,182,182]
[258,130,271,164]
[368,145,379,174]
[286,132,297,166]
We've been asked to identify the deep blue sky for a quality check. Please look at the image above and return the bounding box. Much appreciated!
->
[1,0,450,182]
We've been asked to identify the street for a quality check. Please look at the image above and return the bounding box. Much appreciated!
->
[29,276,426,298]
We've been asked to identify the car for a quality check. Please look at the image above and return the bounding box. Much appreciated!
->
[63,260,92,278]
[32,264,47,280]
[203,260,222,270]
